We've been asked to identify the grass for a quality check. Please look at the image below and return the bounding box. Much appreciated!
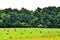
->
[0,28,60,40]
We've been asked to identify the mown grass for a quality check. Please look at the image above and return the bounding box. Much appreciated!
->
[0,28,60,40]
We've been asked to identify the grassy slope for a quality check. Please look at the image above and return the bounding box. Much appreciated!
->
[0,28,60,40]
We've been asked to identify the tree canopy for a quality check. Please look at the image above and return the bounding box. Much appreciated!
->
[0,6,60,28]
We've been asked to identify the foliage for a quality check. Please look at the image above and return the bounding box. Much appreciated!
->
[0,7,60,28]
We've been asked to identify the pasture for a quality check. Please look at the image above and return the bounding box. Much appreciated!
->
[0,28,60,40]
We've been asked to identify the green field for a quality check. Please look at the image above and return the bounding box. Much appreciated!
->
[0,28,60,40]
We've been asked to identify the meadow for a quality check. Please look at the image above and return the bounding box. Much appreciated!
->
[0,28,60,40]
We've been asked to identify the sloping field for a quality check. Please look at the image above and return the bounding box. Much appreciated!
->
[0,28,60,40]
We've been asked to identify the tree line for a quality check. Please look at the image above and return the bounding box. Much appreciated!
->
[0,6,60,28]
